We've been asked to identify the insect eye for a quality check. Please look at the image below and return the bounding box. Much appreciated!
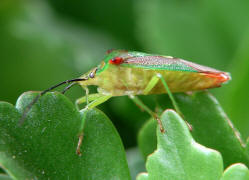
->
[109,57,124,65]
[89,72,95,78]
[89,68,98,78]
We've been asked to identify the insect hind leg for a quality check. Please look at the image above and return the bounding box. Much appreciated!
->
[129,95,164,133]
[143,73,192,131]
[144,73,182,117]
[156,73,182,116]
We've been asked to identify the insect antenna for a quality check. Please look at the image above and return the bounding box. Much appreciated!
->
[61,82,77,94]
[19,78,88,125]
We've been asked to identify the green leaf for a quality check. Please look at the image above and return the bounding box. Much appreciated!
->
[139,91,249,168]
[221,163,249,180]
[126,148,145,180]
[0,92,130,179]
[0,169,4,174]
[0,174,12,180]
[137,110,223,180]
[175,91,249,168]
[136,173,148,180]
[138,118,157,159]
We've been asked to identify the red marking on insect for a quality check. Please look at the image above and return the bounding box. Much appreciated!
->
[109,57,124,65]
[203,72,231,83]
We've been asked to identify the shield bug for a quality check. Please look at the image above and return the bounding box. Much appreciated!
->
[21,49,231,155]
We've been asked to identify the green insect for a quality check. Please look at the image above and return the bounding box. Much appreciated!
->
[21,49,231,155]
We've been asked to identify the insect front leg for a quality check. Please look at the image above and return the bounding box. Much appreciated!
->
[75,93,105,110]
[75,93,112,155]
[129,95,165,133]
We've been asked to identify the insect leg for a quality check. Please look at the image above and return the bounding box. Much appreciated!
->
[83,86,89,105]
[87,95,112,109]
[75,93,106,109]
[143,75,160,95]
[75,94,112,155]
[156,74,192,131]
[129,95,164,133]
[143,73,182,117]
[156,74,182,116]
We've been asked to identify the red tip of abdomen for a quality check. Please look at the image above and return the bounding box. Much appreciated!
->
[204,72,231,84]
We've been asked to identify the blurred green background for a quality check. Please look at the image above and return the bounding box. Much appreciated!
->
[0,0,249,148]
